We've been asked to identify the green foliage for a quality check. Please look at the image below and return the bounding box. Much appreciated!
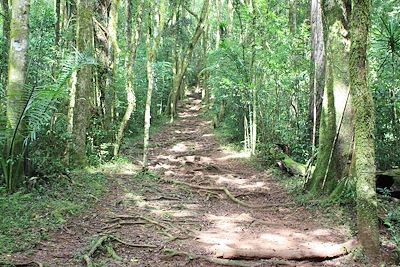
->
[0,51,96,190]
[207,2,311,163]
[0,171,107,255]
[382,200,400,257]
[371,9,400,169]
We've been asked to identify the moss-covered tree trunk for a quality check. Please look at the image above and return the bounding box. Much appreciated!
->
[349,0,381,263]
[70,0,94,166]
[307,0,354,195]
[4,0,30,191]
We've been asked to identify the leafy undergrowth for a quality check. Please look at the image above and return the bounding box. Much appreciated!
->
[0,171,108,256]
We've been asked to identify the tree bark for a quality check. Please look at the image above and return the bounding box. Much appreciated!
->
[4,0,30,191]
[309,0,325,149]
[70,0,94,166]
[349,0,381,263]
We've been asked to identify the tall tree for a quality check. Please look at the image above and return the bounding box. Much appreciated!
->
[349,0,381,263]
[306,0,354,195]
[143,0,164,169]
[4,0,30,191]
[69,0,94,165]
[1,0,10,90]
[309,0,325,150]
[167,0,210,120]
[113,0,145,156]
[289,0,298,33]
[105,0,121,132]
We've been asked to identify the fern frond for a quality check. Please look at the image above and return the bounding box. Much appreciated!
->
[26,51,97,142]
[1,51,97,153]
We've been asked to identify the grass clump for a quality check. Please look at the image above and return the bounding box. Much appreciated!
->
[0,171,108,255]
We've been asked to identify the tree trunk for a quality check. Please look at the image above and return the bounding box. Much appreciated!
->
[307,0,354,195]
[4,0,30,191]
[1,0,10,90]
[309,0,325,149]
[70,0,94,166]
[143,0,164,169]
[289,0,297,34]
[167,0,210,120]
[104,0,120,134]
[349,0,381,263]
[55,0,61,46]
[113,0,144,156]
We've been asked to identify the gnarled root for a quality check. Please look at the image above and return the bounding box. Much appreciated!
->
[82,235,156,266]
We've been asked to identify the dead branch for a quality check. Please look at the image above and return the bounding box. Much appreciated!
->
[145,196,181,201]
[163,178,295,208]
[163,249,278,267]
[216,239,358,261]
[0,261,44,267]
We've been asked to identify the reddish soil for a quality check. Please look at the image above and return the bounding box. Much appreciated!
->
[7,93,364,266]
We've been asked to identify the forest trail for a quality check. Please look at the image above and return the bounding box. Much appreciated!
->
[11,93,358,267]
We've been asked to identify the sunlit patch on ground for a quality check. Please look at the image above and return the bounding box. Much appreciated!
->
[170,143,188,152]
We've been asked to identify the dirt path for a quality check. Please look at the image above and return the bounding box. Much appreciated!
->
[10,93,360,266]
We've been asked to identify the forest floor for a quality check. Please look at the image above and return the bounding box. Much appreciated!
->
[7,93,367,267]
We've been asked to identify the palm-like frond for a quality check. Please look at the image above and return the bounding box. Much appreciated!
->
[25,51,96,142]
[0,51,96,155]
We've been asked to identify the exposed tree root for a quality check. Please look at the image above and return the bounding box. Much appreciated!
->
[162,178,294,208]
[82,235,156,266]
[163,249,289,266]
[215,239,358,261]
[0,261,43,267]
[108,213,196,242]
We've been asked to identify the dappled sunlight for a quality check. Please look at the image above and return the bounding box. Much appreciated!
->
[238,181,266,189]
[170,143,188,152]
[152,162,173,171]
[151,208,198,219]
[217,150,251,161]
[90,161,141,175]
[214,174,247,185]
[209,174,267,190]
[197,216,351,258]
[202,133,214,137]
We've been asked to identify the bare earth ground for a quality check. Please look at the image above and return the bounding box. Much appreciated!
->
[7,94,363,267]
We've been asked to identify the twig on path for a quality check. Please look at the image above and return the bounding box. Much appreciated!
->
[145,195,181,201]
[162,178,295,209]
[163,249,282,267]
[82,235,156,267]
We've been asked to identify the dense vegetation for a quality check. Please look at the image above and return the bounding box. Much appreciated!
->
[0,0,399,265]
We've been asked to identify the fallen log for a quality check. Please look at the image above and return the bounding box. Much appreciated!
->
[215,239,357,261]
[163,249,288,267]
